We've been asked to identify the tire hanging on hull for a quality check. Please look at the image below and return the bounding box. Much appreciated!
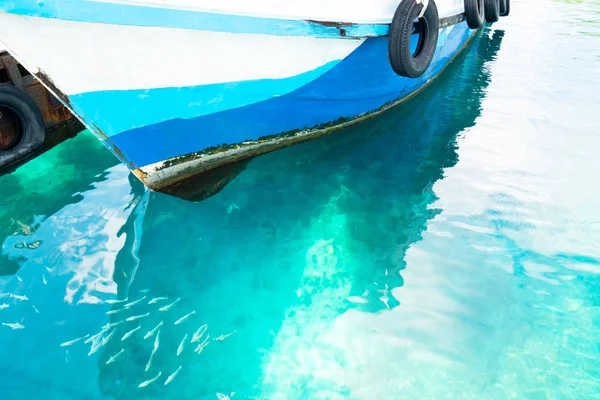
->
[484,0,500,23]
[464,0,485,29]
[500,0,510,16]
[0,84,45,168]
[388,0,440,79]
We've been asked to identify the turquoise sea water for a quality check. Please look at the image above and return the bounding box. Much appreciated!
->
[1,0,599,398]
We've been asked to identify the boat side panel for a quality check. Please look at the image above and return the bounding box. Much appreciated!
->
[0,14,363,95]
[68,61,343,137]
[108,23,473,168]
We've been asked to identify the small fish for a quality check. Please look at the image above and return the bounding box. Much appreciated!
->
[145,331,160,372]
[174,310,196,325]
[139,289,150,294]
[124,296,147,308]
[164,366,182,386]
[216,393,234,400]
[60,334,90,347]
[2,322,24,330]
[196,343,210,354]
[106,297,129,305]
[26,240,42,249]
[126,312,150,322]
[14,220,32,235]
[177,334,188,356]
[11,294,29,302]
[121,325,141,341]
[153,331,161,351]
[32,305,39,314]
[84,331,105,345]
[102,320,125,330]
[148,297,168,305]
[214,331,237,342]
[16,276,23,282]
[88,329,116,356]
[106,348,125,364]
[139,371,162,388]
[100,329,116,347]
[42,275,47,285]
[106,308,126,315]
[227,204,240,214]
[143,321,163,340]
[145,354,154,372]
[0,304,9,310]
[194,334,210,354]
[191,324,208,343]
[158,298,180,312]
[88,342,102,356]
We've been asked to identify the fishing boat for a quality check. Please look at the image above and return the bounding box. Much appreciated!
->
[0,0,509,191]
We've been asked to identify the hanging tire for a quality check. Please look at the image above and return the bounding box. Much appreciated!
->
[0,84,45,168]
[389,0,440,79]
[484,0,500,23]
[500,0,510,16]
[464,0,485,29]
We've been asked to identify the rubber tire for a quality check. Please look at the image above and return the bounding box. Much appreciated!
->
[0,84,45,168]
[500,0,510,16]
[464,0,485,29]
[389,0,440,79]
[484,0,500,23]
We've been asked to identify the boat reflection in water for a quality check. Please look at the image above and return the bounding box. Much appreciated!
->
[0,26,503,400]
[90,28,504,399]
[159,159,252,202]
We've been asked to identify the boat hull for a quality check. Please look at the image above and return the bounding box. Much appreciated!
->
[0,2,475,190]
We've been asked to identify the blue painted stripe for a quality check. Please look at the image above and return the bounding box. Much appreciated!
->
[103,23,473,168]
[1,0,389,38]
[69,60,341,136]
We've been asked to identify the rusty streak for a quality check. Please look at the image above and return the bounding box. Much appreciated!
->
[34,70,71,107]
[34,68,136,169]
[305,19,356,28]
[305,19,357,37]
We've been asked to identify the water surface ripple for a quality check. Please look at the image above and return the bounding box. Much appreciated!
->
[1,1,599,399]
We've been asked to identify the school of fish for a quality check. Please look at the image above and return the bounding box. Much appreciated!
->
[50,290,236,391]
[3,288,237,393]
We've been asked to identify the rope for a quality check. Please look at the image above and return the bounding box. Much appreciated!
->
[416,0,430,18]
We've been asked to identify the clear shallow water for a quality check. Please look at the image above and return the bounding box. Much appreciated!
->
[1,0,600,398]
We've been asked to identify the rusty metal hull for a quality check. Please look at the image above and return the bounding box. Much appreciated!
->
[0,51,83,171]
[0,51,74,132]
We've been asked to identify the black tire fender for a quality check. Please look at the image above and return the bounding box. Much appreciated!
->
[389,0,440,79]
[500,0,510,16]
[0,84,45,168]
[484,0,500,23]
[464,0,485,29]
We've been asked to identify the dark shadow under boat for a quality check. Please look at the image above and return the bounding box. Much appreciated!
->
[158,159,252,202]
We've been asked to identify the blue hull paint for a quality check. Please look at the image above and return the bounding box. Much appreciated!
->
[97,22,474,168]
[69,61,341,136]
[0,0,388,39]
